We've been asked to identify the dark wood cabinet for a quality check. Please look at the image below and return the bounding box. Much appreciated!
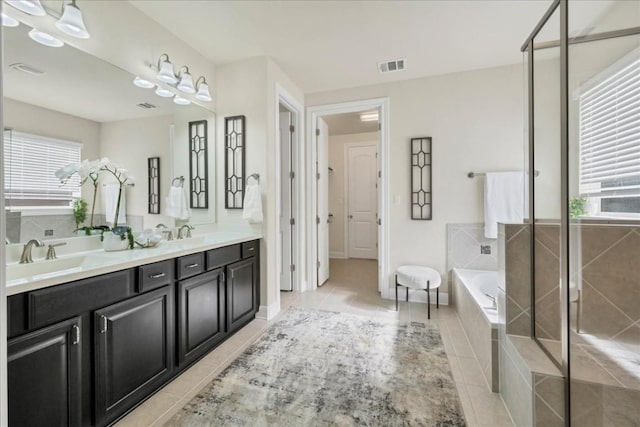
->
[178,269,226,366]
[7,239,259,426]
[226,257,259,334]
[94,286,174,427]
[8,316,82,427]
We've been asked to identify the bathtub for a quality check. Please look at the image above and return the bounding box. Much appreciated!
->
[452,268,500,392]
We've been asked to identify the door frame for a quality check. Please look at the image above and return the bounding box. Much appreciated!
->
[344,140,378,260]
[0,30,8,424]
[306,98,390,296]
[275,83,305,298]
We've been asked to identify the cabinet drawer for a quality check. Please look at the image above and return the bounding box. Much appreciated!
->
[138,260,173,292]
[176,252,205,280]
[241,240,258,258]
[28,269,134,330]
[206,244,241,271]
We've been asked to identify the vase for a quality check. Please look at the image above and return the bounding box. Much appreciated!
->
[102,231,129,252]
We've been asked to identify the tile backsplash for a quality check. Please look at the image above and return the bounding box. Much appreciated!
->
[447,223,498,272]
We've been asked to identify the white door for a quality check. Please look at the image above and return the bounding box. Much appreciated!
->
[347,143,378,259]
[279,111,294,291]
[316,117,330,286]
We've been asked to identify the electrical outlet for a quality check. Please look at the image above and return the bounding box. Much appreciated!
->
[44,229,54,237]
[480,245,491,255]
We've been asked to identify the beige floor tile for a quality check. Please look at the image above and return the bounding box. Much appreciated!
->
[114,391,180,427]
[467,384,515,426]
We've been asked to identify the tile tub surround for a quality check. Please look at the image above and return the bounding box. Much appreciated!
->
[501,223,532,337]
[453,268,499,392]
[447,223,499,272]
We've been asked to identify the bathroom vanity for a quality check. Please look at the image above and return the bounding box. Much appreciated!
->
[5,234,260,427]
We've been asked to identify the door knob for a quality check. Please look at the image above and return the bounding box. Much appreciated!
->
[349,215,353,219]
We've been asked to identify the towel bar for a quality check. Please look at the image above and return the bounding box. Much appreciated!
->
[468,170,540,178]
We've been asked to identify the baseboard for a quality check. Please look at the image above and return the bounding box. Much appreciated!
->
[329,251,346,259]
[256,300,280,320]
[383,288,450,305]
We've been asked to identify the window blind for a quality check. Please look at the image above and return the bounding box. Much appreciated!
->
[3,130,82,207]
[579,49,640,198]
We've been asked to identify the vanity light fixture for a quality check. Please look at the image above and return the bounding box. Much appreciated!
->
[360,111,379,122]
[6,0,46,16]
[1,12,20,27]
[173,96,191,106]
[28,28,64,47]
[133,76,155,89]
[195,76,212,102]
[155,87,174,98]
[176,66,196,94]
[156,53,178,84]
[56,0,90,39]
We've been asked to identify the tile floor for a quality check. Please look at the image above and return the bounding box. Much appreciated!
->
[117,258,515,426]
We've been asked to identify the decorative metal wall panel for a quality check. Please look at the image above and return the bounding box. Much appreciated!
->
[225,115,246,209]
[189,120,208,209]
[147,157,160,214]
[411,137,432,220]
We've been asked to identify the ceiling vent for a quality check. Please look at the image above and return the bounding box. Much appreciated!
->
[378,59,406,74]
[136,102,157,109]
[9,63,45,76]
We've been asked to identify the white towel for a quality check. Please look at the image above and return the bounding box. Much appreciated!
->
[484,171,524,239]
[103,183,126,225]
[242,182,263,223]
[166,186,191,220]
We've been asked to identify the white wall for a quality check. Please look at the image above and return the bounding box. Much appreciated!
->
[99,114,174,229]
[307,64,525,293]
[213,57,305,318]
[328,132,378,257]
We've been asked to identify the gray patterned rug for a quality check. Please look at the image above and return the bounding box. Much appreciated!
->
[166,307,466,426]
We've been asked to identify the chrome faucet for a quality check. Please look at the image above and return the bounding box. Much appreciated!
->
[177,225,194,239]
[20,239,45,264]
[46,242,67,260]
[484,293,498,310]
[156,223,173,241]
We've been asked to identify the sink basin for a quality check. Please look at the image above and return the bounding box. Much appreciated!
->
[6,255,106,282]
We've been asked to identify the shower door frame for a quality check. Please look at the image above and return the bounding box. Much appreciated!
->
[522,1,640,425]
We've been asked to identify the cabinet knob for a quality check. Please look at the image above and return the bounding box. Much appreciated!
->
[72,324,80,345]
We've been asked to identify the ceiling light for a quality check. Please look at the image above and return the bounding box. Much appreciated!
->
[360,111,379,122]
[2,12,20,27]
[28,28,64,47]
[56,0,90,39]
[155,87,174,98]
[173,96,191,106]
[176,67,195,94]
[156,54,177,84]
[6,0,46,16]
[133,76,155,89]
[194,76,212,102]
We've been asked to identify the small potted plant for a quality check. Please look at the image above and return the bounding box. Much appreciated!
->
[72,198,88,230]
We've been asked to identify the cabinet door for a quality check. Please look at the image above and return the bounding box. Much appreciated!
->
[226,257,258,333]
[178,269,226,366]
[8,316,82,427]
[94,286,174,426]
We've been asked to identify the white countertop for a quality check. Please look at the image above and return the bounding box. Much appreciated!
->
[5,231,262,296]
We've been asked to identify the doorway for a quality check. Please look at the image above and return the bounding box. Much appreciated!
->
[276,84,304,297]
[308,99,389,293]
